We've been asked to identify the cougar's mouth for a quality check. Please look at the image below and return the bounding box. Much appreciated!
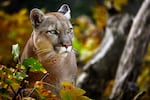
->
[55,46,72,54]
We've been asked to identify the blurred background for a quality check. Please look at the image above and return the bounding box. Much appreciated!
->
[0,0,150,99]
[0,0,102,65]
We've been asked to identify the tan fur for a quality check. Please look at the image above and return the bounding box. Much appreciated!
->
[21,5,77,95]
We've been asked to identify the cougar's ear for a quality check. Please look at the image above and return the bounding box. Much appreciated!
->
[58,4,71,19]
[30,8,45,27]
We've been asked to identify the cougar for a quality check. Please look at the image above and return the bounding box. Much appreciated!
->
[21,4,77,95]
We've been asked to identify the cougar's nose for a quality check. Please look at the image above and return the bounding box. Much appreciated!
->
[62,42,71,48]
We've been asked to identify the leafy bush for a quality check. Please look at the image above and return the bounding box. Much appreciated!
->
[0,44,91,100]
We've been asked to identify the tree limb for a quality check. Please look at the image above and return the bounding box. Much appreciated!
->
[110,0,150,99]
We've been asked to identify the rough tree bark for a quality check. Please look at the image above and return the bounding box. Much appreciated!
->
[77,14,132,99]
[110,0,150,99]
[76,0,149,99]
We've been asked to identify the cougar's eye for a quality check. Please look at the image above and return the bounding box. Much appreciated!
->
[67,28,73,34]
[47,30,58,35]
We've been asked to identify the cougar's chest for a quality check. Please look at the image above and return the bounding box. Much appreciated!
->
[41,51,77,82]
[43,52,77,73]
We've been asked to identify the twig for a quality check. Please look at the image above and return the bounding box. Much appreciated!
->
[42,82,60,91]
[40,72,49,81]
[12,67,30,100]
[27,73,49,97]
[10,85,16,96]
[133,91,146,100]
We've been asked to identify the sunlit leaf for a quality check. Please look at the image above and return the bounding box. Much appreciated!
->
[60,82,91,100]
[61,81,74,88]
[16,64,26,70]
[60,90,72,100]
[22,97,36,100]
[11,82,20,90]
[4,78,13,84]
[34,81,44,89]
[34,81,59,99]
[71,88,86,96]
[12,44,20,62]
[13,72,27,80]
[114,0,128,11]
[72,38,82,52]
[22,58,47,73]
[92,5,108,29]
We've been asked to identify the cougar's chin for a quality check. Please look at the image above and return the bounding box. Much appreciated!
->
[55,46,72,56]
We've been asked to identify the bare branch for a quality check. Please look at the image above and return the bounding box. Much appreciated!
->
[133,91,146,100]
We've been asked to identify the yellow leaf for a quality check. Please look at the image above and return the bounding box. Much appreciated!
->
[40,68,47,74]
[60,82,91,100]
[34,81,44,89]
[61,81,74,91]
[11,82,20,90]
[92,5,108,29]
[71,88,86,96]
[19,9,27,16]
[114,0,128,11]
[22,97,35,100]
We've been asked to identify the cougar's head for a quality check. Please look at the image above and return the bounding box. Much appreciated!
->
[30,4,74,55]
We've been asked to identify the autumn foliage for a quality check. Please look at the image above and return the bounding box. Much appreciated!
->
[0,0,150,99]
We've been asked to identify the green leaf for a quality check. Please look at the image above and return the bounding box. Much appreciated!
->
[13,72,27,80]
[72,39,82,52]
[16,64,26,70]
[60,82,92,100]
[22,58,47,73]
[12,44,20,62]
[60,90,72,100]
[4,78,13,84]
[71,88,86,96]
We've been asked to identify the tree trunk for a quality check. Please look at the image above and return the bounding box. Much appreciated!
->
[76,0,150,99]
[110,0,150,99]
[77,14,132,99]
